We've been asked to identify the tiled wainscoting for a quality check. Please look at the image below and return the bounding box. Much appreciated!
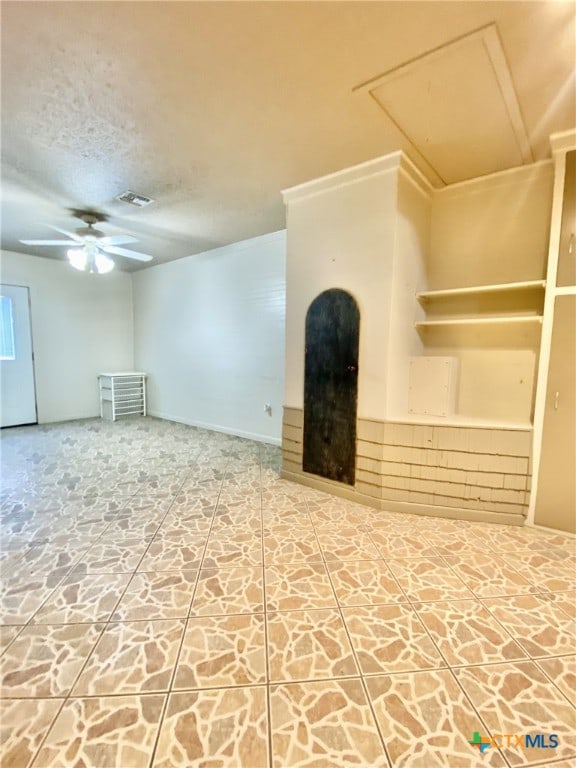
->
[282,408,531,525]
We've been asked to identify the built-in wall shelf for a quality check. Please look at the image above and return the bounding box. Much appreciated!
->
[417,279,546,302]
[416,315,543,329]
[415,279,545,329]
[388,414,533,431]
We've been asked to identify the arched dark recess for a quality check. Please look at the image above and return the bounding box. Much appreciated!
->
[303,288,359,485]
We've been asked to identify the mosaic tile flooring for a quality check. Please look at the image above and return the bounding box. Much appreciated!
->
[1,416,575,768]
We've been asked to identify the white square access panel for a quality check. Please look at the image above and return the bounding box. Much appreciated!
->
[408,356,458,417]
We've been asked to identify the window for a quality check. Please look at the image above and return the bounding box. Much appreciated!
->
[0,295,16,360]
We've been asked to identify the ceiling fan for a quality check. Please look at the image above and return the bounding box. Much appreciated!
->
[19,211,153,273]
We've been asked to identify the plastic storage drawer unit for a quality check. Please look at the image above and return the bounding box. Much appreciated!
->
[98,372,147,421]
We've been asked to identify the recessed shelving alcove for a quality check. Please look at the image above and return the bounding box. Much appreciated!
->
[411,278,547,429]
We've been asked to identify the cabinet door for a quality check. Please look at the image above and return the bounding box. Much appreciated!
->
[557,150,576,287]
[534,295,576,532]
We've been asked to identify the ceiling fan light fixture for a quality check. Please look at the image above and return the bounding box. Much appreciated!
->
[20,211,153,266]
[94,252,114,274]
[67,248,87,271]
[67,246,115,274]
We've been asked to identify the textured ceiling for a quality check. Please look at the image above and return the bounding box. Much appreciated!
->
[1,1,575,271]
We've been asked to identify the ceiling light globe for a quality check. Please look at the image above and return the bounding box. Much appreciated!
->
[94,253,115,274]
[67,248,87,271]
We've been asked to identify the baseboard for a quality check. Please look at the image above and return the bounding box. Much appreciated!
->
[148,410,281,446]
[524,521,576,537]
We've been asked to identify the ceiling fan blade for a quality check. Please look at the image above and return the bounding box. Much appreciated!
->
[99,235,138,246]
[20,239,76,246]
[46,225,84,241]
[102,245,153,262]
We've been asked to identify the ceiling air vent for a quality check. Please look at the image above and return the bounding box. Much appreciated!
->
[116,190,155,207]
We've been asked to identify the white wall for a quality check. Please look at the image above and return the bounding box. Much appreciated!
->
[429,161,554,288]
[283,163,399,420]
[0,249,134,423]
[386,170,430,418]
[132,231,285,444]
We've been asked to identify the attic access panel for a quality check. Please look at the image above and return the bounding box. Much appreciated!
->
[356,25,533,185]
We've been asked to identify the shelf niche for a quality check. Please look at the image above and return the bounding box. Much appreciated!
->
[412,281,544,427]
[413,283,548,430]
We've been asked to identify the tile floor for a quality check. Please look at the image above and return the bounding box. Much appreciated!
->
[0,416,575,768]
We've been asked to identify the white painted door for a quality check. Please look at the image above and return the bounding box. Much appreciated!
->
[0,284,37,427]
